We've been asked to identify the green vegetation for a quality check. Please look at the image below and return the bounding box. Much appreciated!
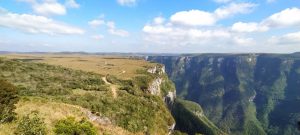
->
[148,54,300,135]
[14,111,47,135]
[0,57,174,134]
[0,79,19,123]
[54,117,97,135]
[171,99,224,135]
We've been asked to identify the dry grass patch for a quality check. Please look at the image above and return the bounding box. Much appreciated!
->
[2,54,156,80]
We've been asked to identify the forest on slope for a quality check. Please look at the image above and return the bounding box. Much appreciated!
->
[148,53,300,135]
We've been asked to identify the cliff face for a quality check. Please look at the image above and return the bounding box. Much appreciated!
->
[146,63,223,135]
[145,65,176,134]
[148,54,300,135]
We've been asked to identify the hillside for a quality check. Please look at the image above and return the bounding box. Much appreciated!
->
[148,53,300,135]
[0,55,176,135]
[171,99,225,135]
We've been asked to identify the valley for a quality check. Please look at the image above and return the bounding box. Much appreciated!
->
[1,53,300,135]
[148,53,300,135]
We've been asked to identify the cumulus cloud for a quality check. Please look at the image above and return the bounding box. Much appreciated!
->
[170,2,256,26]
[88,19,129,37]
[263,8,300,27]
[232,8,300,33]
[0,10,84,35]
[214,3,257,19]
[142,3,257,46]
[231,22,269,32]
[171,10,216,26]
[142,18,254,46]
[153,16,165,25]
[117,0,137,6]
[269,31,300,45]
[33,1,66,16]
[18,0,80,16]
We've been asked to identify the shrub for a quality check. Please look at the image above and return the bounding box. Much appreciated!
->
[14,111,47,135]
[54,117,97,135]
[0,79,19,123]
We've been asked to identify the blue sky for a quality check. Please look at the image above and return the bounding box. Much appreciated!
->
[0,0,300,53]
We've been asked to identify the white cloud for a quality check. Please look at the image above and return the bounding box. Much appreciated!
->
[18,0,80,16]
[88,19,105,27]
[143,25,172,34]
[232,22,269,32]
[108,28,129,37]
[91,34,104,40]
[142,3,258,46]
[170,2,256,27]
[142,18,255,46]
[233,36,254,45]
[263,8,300,28]
[214,3,257,19]
[88,19,129,37]
[269,31,300,45]
[171,10,216,26]
[232,8,300,33]
[153,16,165,25]
[117,0,137,6]
[65,0,80,8]
[33,2,66,16]
[0,10,84,35]
[106,21,129,37]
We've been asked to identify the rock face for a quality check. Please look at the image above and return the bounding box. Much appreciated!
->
[147,78,162,95]
[148,53,300,135]
[165,91,176,104]
[147,65,165,75]
[146,65,177,134]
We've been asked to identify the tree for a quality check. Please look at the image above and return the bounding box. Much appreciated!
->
[0,79,19,123]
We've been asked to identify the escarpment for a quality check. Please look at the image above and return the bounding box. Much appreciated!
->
[148,53,300,135]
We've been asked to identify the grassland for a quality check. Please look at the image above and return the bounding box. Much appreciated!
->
[2,54,156,80]
[0,54,175,135]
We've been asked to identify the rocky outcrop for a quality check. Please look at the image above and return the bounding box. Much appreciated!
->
[147,78,162,95]
[146,65,177,134]
[164,91,176,105]
[86,111,112,125]
[147,65,166,75]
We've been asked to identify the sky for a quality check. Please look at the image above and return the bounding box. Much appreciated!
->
[0,0,300,53]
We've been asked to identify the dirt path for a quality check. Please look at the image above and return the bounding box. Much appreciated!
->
[102,77,118,98]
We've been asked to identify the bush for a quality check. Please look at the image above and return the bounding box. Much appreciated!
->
[0,79,19,123]
[54,117,97,135]
[14,111,47,135]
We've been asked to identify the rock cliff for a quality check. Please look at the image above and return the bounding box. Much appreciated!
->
[148,53,300,135]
